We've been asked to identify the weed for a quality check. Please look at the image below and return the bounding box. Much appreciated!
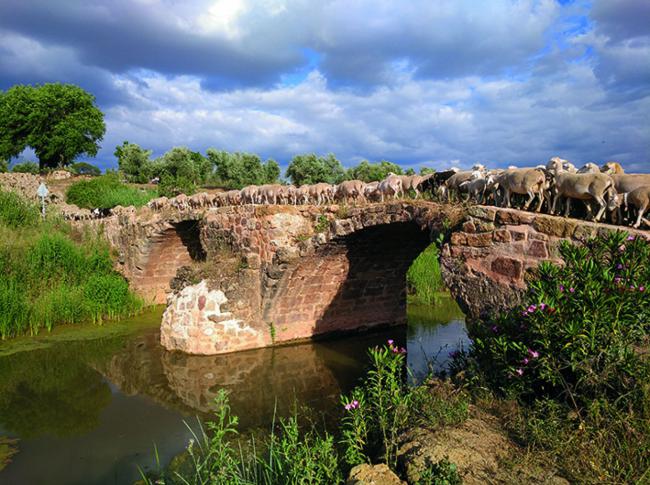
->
[314,214,329,233]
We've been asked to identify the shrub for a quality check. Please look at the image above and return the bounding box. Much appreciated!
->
[66,172,156,209]
[456,232,650,482]
[0,190,40,228]
[0,279,30,338]
[11,161,39,174]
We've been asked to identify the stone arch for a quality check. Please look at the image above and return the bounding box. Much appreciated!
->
[131,220,206,304]
[265,221,431,341]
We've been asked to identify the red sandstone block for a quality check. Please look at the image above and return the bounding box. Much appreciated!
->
[462,221,476,233]
[450,233,467,246]
[527,240,549,259]
[493,229,511,243]
[465,233,492,247]
[491,257,523,279]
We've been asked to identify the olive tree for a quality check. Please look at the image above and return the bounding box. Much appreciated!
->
[0,83,105,169]
[286,153,345,186]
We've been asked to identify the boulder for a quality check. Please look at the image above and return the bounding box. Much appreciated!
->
[346,464,404,485]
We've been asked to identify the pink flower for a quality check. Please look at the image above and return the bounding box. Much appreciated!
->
[619,244,626,252]
[522,358,529,365]
[559,285,565,292]
[540,303,547,311]
[614,277,622,284]
[387,339,394,346]
[528,349,539,359]
[399,347,407,354]
[627,235,635,241]
[515,368,524,376]
[569,287,575,293]
[616,263,623,270]
[527,304,537,313]
[640,287,646,292]
[344,400,360,410]
[521,311,529,317]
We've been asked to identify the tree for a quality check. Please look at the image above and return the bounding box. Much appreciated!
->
[155,147,200,197]
[0,83,105,169]
[286,153,345,186]
[207,149,280,188]
[420,167,436,175]
[69,161,101,176]
[0,159,7,173]
[114,141,153,183]
[345,160,403,182]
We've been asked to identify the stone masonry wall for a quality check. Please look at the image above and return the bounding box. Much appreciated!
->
[440,205,648,318]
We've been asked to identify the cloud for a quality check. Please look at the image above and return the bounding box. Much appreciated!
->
[0,0,648,172]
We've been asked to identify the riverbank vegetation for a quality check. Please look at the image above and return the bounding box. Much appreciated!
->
[0,189,143,339]
[142,232,648,484]
[406,243,445,304]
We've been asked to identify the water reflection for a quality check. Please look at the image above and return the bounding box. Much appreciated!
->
[0,296,469,485]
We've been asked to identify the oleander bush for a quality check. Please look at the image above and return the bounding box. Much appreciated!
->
[453,231,650,483]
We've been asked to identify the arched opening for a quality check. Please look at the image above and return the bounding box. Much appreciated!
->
[267,222,430,341]
[132,221,206,304]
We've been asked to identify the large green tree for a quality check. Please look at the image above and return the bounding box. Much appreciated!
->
[285,153,345,186]
[0,83,105,169]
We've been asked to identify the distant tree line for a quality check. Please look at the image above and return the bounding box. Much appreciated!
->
[0,83,437,196]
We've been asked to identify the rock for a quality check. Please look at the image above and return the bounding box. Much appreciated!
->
[346,464,404,485]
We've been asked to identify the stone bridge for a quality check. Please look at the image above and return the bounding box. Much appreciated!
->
[101,201,647,355]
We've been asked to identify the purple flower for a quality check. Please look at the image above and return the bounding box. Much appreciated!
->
[540,303,547,311]
[527,304,537,313]
[528,349,540,359]
[399,347,407,354]
[515,368,524,376]
[521,311,529,317]
[627,235,635,241]
[522,357,530,365]
[614,277,622,284]
[491,325,499,333]
[630,285,636,290]
[616,263,623,270]
[569,287,575,293]
[640,287,646,292]
[344,400,360,410]
[387,339,394,346]
[559,285,565,292]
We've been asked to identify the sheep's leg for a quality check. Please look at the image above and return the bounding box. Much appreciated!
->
[564,197,572,218]
[594,196,607,221]
[523,190,535,210]
[535,190,544,212]
[551,192,560,215]
[505,189,512,208]
[633,203,647,228]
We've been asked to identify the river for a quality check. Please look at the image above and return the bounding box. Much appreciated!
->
[0,295,469,485]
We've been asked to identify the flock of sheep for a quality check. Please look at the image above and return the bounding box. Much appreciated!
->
[146,157,649,229]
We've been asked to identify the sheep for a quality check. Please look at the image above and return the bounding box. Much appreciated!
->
[601,161,625,175]
[225,190,241,206]
[459,174,496,205]
[617,186,650,228]
[309,183,335,205]
[240,185,258,205]
[400,174,429,198]
[610,174,650,194]
[295,185,311,204]
[170,193,189,211]
[494,168,547,212]
[577,163,601,174]
[439,171,474,202]
[188,192,210,209]
[547,156,577,173]
[550,168,616,222]
[147,196,169,211]
[336,180,366,204]
[364,181,381,201]
[377,174,403,202]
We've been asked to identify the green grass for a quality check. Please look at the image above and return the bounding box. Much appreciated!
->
[65,172,156,209]
[0,189,144,339]
[407,243,445,304]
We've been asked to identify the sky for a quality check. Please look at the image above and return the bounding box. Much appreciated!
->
[0,0,649,172]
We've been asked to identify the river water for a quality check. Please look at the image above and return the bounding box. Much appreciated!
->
[0,296,469,485]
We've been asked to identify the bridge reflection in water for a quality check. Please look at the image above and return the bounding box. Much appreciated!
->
[0,298,468,485]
